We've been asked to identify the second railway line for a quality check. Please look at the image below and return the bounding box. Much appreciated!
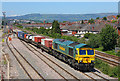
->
[6,34,45,80]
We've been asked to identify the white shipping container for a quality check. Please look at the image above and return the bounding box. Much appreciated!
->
[26,35,29,39]
[29,36,33,40]
[41,38,53,46]
[32,36,42,41]
[41,39,46,45]
[26,34,31,39]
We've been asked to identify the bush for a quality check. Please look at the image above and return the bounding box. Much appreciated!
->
[61,35,78,42]
[112,20,117,23]
[84,33,94,39]
[100,24,118,51]
[117,38,120,47]
[88,18,95,24]
[116,51,120,57]
[16,24,23,29]
[87,34,100,48]
[103,17,107,20]
[95,58,119,78]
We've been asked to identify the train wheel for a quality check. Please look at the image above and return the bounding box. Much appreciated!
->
[75,63,79,70]
[65,57,69,63]
[52,50,56,56]
[72,60,75,67]
[68,59,72,65]
[63,56,66,62]
[59,54,63,60]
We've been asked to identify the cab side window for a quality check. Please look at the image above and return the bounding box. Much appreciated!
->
[54,43,58,49]
[69,48,73,56]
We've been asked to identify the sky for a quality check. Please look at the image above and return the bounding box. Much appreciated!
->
[1,0,120,17]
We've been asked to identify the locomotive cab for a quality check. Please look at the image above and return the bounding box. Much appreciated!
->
[52,39,95,71]
[75,48,95,64]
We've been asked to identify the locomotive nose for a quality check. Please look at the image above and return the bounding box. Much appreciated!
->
[82,57,91,63]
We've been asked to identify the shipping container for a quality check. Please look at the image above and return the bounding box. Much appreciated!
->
[44,39,53,48]
[17,31,23,38]
[31,36,41,42]
[34,36,45,43]
[29,36,32,40]
[20,32,27,39]
[41,39,46,45]
[17,31,27,39]
[24,34,27,39]
[26,34,31,39]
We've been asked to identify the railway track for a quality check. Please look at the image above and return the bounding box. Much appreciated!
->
[21,40,110,81]
[20,40,79,80]
[6,34,45,80]
[95,55,119,66]
[82,72,110,81]
[95,50,120,61]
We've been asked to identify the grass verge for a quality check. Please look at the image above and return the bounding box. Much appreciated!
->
[95,58,120,80]
[95,47,117,56]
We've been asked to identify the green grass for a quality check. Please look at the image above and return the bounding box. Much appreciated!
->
[95,47,117,56]
[95,58,120,79]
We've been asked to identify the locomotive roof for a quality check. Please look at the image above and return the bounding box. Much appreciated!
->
[75,43,92,48]
[53,39,73,45]
[53,39,92,48]
[69,42,80,47]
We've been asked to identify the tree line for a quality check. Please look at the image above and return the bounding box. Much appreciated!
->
[16,20,120,52]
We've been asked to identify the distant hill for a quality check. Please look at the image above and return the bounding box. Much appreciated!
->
[7,13,118,22]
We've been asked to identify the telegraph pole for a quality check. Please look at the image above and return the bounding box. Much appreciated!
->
[2,12,6,33]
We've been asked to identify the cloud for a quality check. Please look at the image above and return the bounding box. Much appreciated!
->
[7,15,20,17]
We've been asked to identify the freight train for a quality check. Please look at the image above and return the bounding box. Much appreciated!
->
[16,31,95,71]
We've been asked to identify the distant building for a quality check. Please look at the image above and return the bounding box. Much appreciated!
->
[61,23,105,37]
[22,23,52,29]
[117,19,120,36]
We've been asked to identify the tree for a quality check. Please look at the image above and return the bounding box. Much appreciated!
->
[87,34,100,48]
[38,27,46,34]
[81,20,84,24]
[27,22,31,24]
[117,38,120,47]
[63,21,67,23]
[2,20,7,25]
[117,15,120,18]
[2,21,4,25]
[96,17,99,19]
[52,20,61,34]
[103,17,107,21]
[88,18,95,24]
[100,24,118,51]
[84,33,94,39]
[111,20,117,23]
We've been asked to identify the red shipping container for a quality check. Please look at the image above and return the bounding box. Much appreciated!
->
[34,36,45,43]
[24,34,27,38]
[45,39,53,48]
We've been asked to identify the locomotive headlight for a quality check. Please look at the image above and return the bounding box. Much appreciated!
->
[79,60,83,62]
